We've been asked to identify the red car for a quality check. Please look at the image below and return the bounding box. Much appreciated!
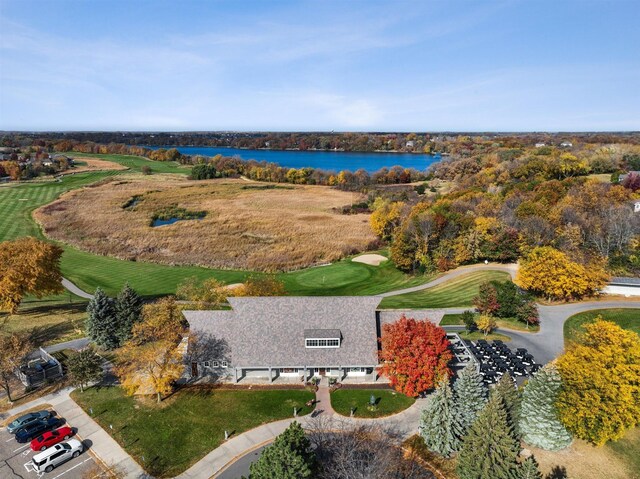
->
[30,426,74,451]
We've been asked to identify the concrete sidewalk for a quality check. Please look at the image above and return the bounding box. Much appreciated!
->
[55,396,147,478]
[179,388,426,479]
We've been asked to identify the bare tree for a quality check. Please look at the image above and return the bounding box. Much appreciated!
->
[305,417,434,479]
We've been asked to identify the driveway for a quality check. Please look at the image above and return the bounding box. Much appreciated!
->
[445,299,640,364]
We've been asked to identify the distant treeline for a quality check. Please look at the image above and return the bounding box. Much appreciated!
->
[3,131,639,154]
[0,139,427,187]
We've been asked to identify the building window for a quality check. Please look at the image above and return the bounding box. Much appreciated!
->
[203,361,211,368]
[280,368,297,373]
[349,367,364,372]
[222,361,228,368]
[212,361,219,368]
[305,338,340,348]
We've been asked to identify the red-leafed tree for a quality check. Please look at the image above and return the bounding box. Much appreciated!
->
[379,316,452,397]
[473,282,501,315]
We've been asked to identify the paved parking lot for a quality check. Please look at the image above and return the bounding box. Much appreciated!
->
[0,411,98,479]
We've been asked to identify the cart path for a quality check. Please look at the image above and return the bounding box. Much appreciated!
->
[61,278,94,299]
[378,263,518,297]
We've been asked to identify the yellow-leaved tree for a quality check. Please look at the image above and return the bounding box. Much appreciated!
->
[369,199,405,241]
[0,237,64,314]
[115,297,186,403]
[515,246,609,301]
[476,314,497,337]
[556,318,640,445]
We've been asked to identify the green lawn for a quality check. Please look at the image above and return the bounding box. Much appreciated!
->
[564,308,640,345]
[282,255,435,296]
[71,386,315,477]
[1,293,88,345]
[331,388,415,418]
[378,270,511,309]
[441,313,539,332]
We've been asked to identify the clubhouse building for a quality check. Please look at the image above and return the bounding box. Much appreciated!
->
[184,296,423,383]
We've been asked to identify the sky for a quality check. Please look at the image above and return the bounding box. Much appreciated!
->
[0,0,639,132]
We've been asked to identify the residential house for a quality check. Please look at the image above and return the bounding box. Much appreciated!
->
[560,141,573,148]
[619,171,640,184]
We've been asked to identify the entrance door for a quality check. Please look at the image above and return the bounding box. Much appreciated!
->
[191,362,198,377]
[318,368,326,376]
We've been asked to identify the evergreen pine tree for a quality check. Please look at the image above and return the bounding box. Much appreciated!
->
[454,363,488,435]
[247,422,316,479]
[420,379,462,456]
[518,456,543,479]
[457,394,520,479]
[86,287,118,350]
[492,373,522,439]
[115,282,143,346]
[519,364,572,450]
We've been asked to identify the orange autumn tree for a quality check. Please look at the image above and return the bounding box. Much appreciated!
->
[0,237,64,314]
[379,316,452,397]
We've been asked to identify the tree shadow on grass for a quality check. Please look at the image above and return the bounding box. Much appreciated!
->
[546,466,568,479]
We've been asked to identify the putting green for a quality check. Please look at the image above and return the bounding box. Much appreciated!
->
[291,261,373,290]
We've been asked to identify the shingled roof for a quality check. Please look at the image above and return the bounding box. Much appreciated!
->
[183,296,382,368]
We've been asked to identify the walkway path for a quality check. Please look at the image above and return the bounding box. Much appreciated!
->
[379,263,518,297]
[181,385,426,479]
[62,277,94,299]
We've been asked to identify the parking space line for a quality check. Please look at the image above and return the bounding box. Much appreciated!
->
[51,457,92,479]
[6,437,15,442]
[12,444,29,453]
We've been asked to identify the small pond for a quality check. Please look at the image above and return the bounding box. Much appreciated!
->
[151,217,205,227]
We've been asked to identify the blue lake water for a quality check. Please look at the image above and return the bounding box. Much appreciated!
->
[151,146,440,173]
[151,217,204,227]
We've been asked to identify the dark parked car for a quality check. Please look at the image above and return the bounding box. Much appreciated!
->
[7,410,53,434]
[15,417,63,443]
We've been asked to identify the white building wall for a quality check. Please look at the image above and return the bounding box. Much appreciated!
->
[602,285,640,297]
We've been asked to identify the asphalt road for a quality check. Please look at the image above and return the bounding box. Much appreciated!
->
[0,411,97,479]
[215,444,268,479]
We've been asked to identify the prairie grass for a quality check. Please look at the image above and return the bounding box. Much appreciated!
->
[35,177,377,271]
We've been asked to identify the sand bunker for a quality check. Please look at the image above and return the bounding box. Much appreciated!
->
[352,254,388,266]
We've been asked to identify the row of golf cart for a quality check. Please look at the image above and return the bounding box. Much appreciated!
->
[466,339,541,384]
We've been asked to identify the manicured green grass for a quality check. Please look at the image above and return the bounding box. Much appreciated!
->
[71,386,315,477]
[0,171,120,242]
[331,388,415,418]
[282,254,435,296]
[60,246,248,297]
[564,308,640,345]
[378,270,511,309]
[607,427,640,477]
[441,312,539,332]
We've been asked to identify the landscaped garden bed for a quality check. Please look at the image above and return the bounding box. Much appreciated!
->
[71,385,315,477]
[330,388,415,418]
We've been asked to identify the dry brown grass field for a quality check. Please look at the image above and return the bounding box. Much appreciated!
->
[530,433,638,479]
[34,177,377,271]
[66,157,129,173]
